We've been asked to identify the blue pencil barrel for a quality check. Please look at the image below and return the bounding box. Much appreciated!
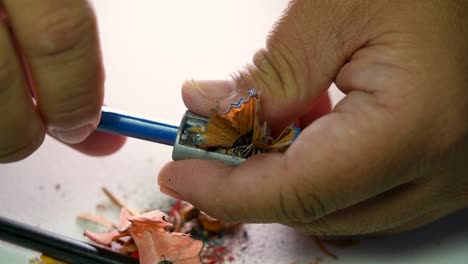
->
[97,106,179,146]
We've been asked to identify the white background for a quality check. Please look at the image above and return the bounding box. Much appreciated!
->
[1,1,467,263]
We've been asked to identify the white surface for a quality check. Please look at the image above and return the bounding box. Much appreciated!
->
[1,1,468,263]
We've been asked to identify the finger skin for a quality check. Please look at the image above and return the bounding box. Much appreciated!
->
[297,93,332,128]
[0,10,45,163]
[289,123,468,236]
[68,131,126,156]
[3,0,104,144]
[287,181,436,236]
[159,155,288,222]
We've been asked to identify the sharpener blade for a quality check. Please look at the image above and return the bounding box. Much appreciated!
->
[172,111,246,166]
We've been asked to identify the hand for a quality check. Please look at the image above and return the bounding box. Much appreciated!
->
[158,0,468,236]
[0,0,125,163]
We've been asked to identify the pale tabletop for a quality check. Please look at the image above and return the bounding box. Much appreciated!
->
[1,1,467,263]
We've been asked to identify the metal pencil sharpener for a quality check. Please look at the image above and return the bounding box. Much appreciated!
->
[172,111,246,166]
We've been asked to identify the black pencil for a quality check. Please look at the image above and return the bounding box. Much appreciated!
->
[0,216,138,264]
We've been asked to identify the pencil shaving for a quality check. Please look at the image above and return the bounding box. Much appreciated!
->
[77,213,116,229]
[101,187,139,216]
[84,207,204,264]
[186,89,300,159]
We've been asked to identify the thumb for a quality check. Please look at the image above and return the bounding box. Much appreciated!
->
[181,1,365,128]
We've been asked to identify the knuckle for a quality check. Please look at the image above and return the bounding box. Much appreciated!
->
[310,218,336,235]
[43,87,101,129]
[296,218,334,236]
[277,183,327,222]
[293,218,363,236]
[28,4,97,57]
[312,218,360,236]
[250,40,305,99]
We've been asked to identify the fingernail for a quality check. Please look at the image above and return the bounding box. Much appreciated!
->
[49,124,94,144]
[185,79,236,100]
[159,184,184,200]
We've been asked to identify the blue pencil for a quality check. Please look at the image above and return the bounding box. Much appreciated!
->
[97,106,179,146]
